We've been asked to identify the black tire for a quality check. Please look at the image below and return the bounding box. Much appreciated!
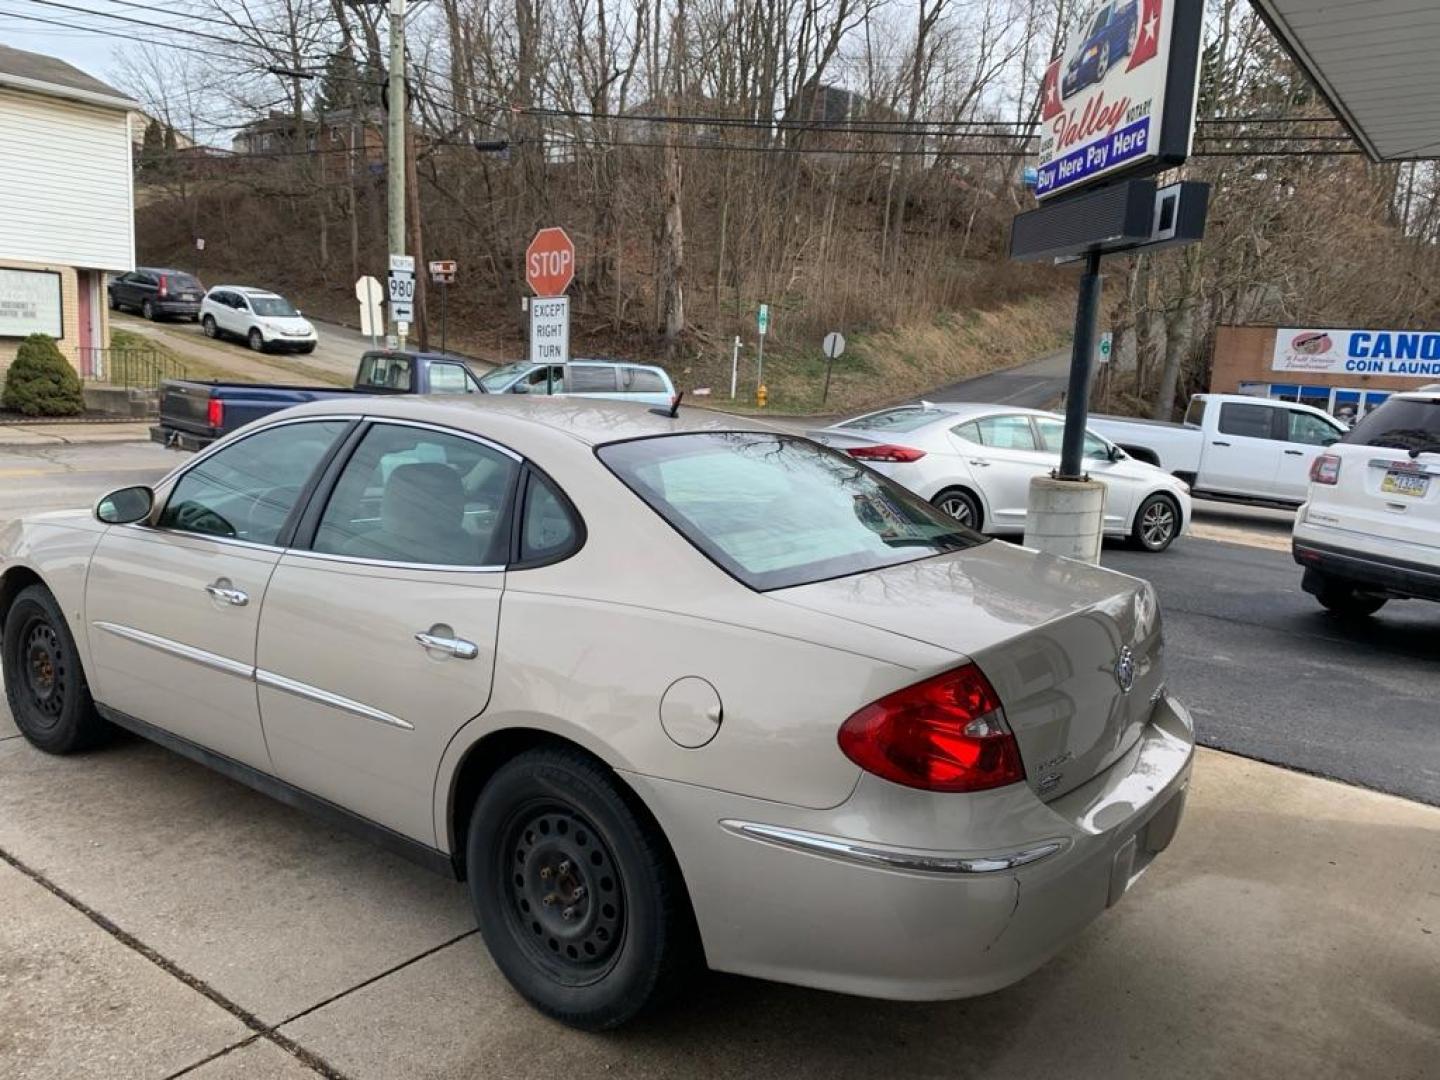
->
[932,487,983,531]
[201,314,218,338]
[1131,493,1180,552]
[108,291,119,311]
[466,746,694,1030]
[248,328,266,352]
[2,584,108,754]
[297,344,316,355]
[1314,580,1387,618]
[142,299,156,321]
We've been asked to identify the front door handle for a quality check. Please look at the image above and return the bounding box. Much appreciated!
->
[204,579,249,606]
[1211,440,1231,447]
[1283,449,1304,456]
[968,459,993,467]
[415,627,479,660]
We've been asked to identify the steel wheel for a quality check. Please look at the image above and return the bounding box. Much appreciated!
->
[501,801,626,983]
[1134,495,1178,552]
[19,618,66,733]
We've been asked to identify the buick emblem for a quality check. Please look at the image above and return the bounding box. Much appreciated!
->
[1113,646,1136,694]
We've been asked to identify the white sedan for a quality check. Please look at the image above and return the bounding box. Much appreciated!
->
[1,396,1193,1029]
[811,403,1193,552]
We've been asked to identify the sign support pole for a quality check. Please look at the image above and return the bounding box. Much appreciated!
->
[730,336,741,399]
[1058,250,1103,480]
[439,282,447,355]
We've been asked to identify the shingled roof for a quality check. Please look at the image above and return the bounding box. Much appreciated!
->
[0,43,137,111]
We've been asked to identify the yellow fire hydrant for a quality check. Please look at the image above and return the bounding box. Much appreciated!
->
[756,384,768,408]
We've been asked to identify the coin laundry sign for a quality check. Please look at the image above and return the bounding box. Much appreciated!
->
[1034,0,1203,200]
[1273,328,1440,378]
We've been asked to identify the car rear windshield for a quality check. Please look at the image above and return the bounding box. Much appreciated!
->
[355,352,413,391]
[1341,396,1440,452]
[251,296,298,317]
[597,432,985,591]
[168,273,202,290]
[838,407,946,433]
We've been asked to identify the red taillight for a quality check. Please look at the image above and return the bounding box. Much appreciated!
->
[157,274,169,298]
[1310,453,1341,485]
[838,664,1025,793]
[844,444,927,463]
[206,398,224,429]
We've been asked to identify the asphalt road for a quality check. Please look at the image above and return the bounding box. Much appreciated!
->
[4,440,1434,806]
[918,348,1070,408]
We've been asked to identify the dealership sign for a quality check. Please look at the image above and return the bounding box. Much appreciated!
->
[0,268,62,338]
[1035,0,1203,200]
[1273,328,1440,378]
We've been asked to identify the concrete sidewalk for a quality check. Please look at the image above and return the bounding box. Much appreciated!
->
[0,420,152,447]
[0,691,1435,1080]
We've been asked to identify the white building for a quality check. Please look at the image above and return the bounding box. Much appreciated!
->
[0,44,137,376]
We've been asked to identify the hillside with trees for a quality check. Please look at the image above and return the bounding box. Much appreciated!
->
[123,0,1440,414]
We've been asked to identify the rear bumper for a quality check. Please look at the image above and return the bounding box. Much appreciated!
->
[625,693,1194,1001]
[1293,531,1440,602]
[149,425,217,452]
[155,300,201,316]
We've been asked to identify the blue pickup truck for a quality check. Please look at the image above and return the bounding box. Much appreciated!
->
[151,351,487,450]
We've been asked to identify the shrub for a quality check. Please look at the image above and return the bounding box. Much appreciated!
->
[2,334,85,416]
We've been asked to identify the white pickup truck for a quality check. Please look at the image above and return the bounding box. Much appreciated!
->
[1091,394,1346,507]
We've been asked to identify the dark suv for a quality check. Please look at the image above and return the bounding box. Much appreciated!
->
[108,268,206,321]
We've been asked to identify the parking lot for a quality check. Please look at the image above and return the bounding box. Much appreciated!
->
[0,434,1436,1079]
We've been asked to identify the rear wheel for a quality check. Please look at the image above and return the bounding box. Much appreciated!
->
[248,328,266,352]
[1314,579,1387,618]
[142,299,156,321]
[2,584,108,754]
[1131,493,1180,552]
[466,746,694,1030]
[932,488,982,531]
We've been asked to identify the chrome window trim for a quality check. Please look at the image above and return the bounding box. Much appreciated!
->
[719,820,1067,876]
[282,549,506,574]
[255,669,413,731]
[351,416,523,462]
[156,414,364,489]
[92,621,254,680]
[113,523,290,556]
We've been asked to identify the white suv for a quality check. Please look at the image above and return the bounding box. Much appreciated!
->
[1293,388,1440,616]
[200,286,318,354]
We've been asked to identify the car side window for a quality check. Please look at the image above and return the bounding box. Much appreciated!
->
[952,421,982,444]
[1287,411,1339,446]
[620,367,667,392]
[428,363,471,395]
[567,365,618,393]
[1218,402,1276,439]
[972,414,1039,451]
[1034,416,1109,459]
[520,471,581,563]
[159,421,348,545]
[312,423,519,566]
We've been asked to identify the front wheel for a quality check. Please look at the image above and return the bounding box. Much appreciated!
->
[2,584,108,754]
[466,746,695,1030]
[1132,493,1180,552]
[247,328,266,352]
[201,315,218,338]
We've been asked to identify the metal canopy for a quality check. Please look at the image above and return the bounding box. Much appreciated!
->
[1252,0,1440,161]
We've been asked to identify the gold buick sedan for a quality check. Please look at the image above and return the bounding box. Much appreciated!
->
[0,396,1193,1029]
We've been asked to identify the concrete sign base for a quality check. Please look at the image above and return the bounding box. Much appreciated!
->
[1024,476,1107,564]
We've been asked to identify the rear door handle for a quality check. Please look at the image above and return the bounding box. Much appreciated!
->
[968,459,993,467]
[415,629,478,660]
[1211,440,1231,447]
[1283,449,1304,456]
[204,579,248,606]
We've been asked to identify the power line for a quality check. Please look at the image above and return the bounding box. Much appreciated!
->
[15,0,240,45]
[86,0,237,29]
[0,9,236,60]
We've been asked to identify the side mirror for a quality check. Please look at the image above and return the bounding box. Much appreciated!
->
[1108,445,1125,461]
[95,486,154,525]
[511,383,530,394]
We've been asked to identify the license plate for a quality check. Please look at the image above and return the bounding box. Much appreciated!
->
[1381,471,1429,497]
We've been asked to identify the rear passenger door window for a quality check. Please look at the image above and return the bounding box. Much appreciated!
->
[312,423,519,566]
[1217,403,1275,440]
[428,363,475,395]
[972,414,1040,451]
[566,365,618,393]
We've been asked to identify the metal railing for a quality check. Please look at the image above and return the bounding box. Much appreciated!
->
[79,348,189,390]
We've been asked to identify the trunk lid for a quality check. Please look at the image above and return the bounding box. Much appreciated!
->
[771,540,1162,802]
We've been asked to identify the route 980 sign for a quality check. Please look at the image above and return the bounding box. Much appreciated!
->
[388,254,415,321]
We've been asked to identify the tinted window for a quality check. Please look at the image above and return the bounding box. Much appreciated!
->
[1218,402,1275,439]
[1184,397,1207,427]
[356,353,413,391]
[598,433,984,591]
[159,421,347,544]
[480,361,532,391]
[1034,416,1110,459]
[1286,410,1340,447]
[169,273,202,291]
[620,367,668,393]
[841,407,946,434]
[313,424,518,566]
[972,414,1039,451]
[428,363,474,395]
[520,472,580,562]
[251,296,298,317]
[1341,397,1440,452]
[953,420,982,443]
[568,365,618,392]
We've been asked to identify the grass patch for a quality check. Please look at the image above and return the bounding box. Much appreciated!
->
[108,328,237,383]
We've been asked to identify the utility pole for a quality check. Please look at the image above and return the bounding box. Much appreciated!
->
[387,0,407,350]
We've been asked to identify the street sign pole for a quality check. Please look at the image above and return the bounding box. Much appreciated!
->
[821,331,846,405]
[1058,251,1103,480]
[730,336,741,399]
[439,281,447,355]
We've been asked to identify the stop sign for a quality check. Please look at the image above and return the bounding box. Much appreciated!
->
[525,227,575,297]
